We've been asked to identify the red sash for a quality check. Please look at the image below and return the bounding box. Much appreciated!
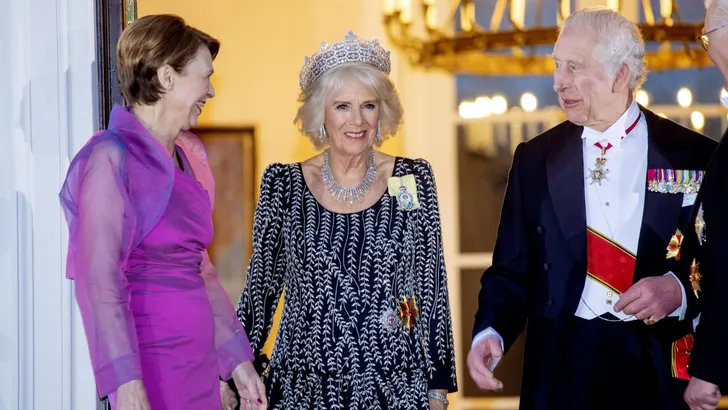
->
[672,334,694,380]
[586,228,636,294]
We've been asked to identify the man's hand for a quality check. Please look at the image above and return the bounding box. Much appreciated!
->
[614,275,681,324]
[466,336,504,391]
[684,376,721,410]
[221,381,238,410]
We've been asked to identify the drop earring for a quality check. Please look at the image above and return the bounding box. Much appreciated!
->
[319,126,327,144]
[376,121,381,142]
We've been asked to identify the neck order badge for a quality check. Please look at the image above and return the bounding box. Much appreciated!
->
[587,112,641,185]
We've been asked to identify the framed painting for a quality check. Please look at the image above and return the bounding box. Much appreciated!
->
[190,127,257,303]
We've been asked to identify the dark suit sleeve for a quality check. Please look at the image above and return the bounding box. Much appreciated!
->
[676,239,700,324]
[687,141,728,385]
[472,143,531,351]
[674,135,719,324]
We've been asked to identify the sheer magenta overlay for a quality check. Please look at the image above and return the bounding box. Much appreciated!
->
[60,105,253,397]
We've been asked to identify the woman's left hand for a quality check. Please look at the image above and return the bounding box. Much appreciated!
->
[428,390,448,410]
[231,360,267,409]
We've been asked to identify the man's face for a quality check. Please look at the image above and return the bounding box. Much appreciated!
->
[704,6,728,91]
[552,28,623,130]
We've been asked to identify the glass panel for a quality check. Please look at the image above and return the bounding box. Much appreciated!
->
[457,123,515,253]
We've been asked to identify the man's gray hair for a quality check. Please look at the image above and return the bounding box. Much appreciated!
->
[706,0,728,21]
[560,7,647,90]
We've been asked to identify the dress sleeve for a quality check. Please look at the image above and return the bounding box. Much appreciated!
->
[178,135,256,380]
[413,159,458,392]
[236,164,290,355]
[60,141,142,398]
[201,249,256,379]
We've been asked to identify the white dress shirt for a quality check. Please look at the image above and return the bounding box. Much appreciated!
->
[473,101,687,353]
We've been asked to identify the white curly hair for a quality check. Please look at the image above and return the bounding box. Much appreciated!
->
[706,0,728,22]
[559,7,647,91]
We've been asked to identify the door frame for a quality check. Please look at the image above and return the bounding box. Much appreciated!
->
[95,0,136,127]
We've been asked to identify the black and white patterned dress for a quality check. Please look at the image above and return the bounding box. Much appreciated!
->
[236,157,457,409]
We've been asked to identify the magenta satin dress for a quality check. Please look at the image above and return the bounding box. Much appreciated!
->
[109,155,219,409]
[61,105,253,410]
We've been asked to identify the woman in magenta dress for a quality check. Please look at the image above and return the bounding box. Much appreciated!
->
[59,15,265,410]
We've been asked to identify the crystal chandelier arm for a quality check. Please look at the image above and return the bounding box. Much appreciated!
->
[490,0,507,32]
[460,0,478,32]
[557,0,570,23]
[642,0,656,25]
[509,0,527,30]
[382,0,711,75]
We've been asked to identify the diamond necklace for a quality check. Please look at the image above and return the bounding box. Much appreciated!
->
[321,148,378,205]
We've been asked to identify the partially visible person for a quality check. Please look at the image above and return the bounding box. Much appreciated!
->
[681,1,728,409]
[467,7,716,410]
[235,31,457,408]
[59,14,264,410]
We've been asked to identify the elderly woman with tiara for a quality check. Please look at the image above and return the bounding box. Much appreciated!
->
[235,31,457,408]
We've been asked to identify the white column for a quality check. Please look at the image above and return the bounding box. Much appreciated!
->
[0,0,98,408]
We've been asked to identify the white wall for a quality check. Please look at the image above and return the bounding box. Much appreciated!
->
[0,0,99,408]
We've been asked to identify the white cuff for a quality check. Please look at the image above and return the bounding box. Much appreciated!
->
[665,271,687,321]
[693,313,701,332]
[472,327,505,351]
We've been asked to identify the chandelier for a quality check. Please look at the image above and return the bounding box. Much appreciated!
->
[382,0,711,75]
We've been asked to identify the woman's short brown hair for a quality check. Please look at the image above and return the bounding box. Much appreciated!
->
[116,14,220,106]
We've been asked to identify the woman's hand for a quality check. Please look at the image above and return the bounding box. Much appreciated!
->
[221,380,238,410]
[428,389,449,410]
[116,379,151,410]
[231,360,267,409]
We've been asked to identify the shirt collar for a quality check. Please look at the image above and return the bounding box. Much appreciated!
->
[581,100,641,147]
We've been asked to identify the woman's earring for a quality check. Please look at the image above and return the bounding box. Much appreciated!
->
[319,126,327,144]
[376,121,381,142]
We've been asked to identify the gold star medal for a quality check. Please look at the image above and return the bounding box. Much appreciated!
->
[690,259,702,298]
[666,228,683,261]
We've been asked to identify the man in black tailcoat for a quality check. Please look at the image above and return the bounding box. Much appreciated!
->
[467,7,718,410]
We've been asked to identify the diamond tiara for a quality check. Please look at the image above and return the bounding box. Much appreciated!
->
[299,31,391,92]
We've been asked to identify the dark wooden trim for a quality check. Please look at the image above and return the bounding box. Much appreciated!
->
[95,0,136,128]
[92,5,136,408]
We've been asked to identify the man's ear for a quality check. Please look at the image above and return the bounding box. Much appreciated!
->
[612,63,631,94]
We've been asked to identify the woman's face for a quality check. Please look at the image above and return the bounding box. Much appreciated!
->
[323,77,380,157]
[164,46,215,130]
